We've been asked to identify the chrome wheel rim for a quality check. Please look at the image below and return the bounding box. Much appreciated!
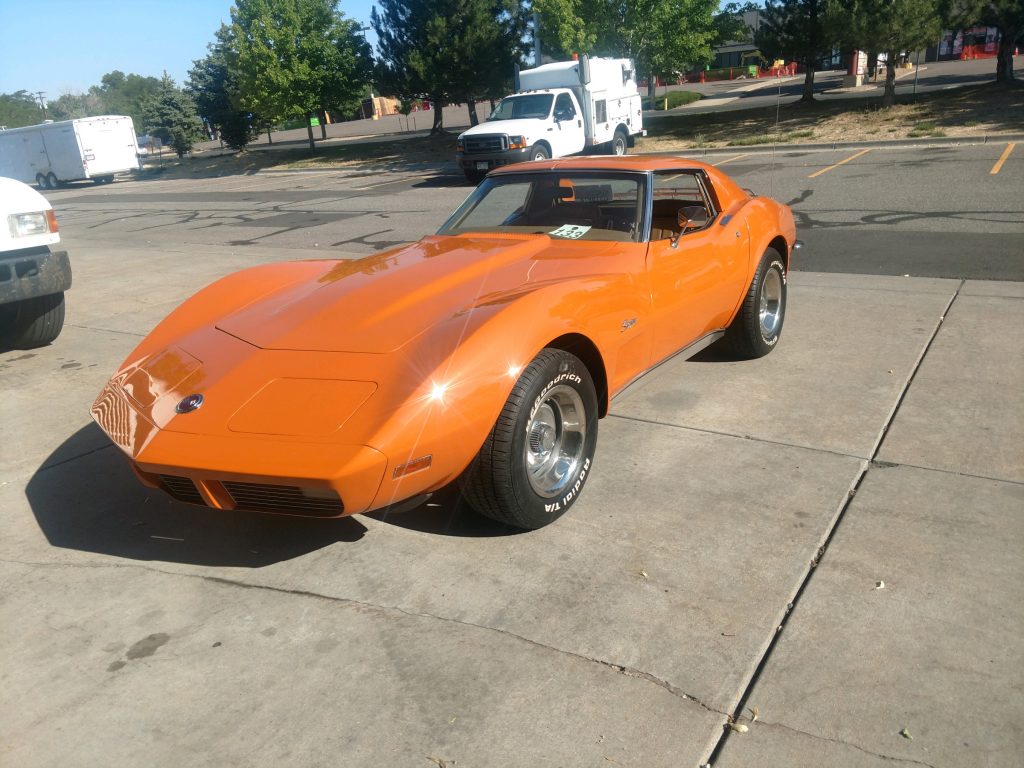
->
[525,384,586,498]
[614,139,625,155]
[759,267,783,338]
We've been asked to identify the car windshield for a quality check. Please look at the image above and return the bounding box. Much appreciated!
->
[487,94,554,121]
[438,172,645,242]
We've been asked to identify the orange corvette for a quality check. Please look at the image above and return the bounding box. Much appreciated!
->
[92,156,798,529]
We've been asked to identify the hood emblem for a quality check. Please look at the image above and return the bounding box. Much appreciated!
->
[175,393,204,414]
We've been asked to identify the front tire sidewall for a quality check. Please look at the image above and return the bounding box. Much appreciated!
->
[508,354,598,527]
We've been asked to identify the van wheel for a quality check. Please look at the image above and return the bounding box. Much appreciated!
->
[529,144,549,161]
[609,130,628,156]
[462,349,598,530]
[1,293,66,350]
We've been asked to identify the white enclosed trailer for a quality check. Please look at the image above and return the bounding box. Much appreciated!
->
[0,116,140,189]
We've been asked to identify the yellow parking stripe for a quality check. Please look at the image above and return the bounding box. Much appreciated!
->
[808,148,873,178]
[712,153,749,166]
[990,142,1016,175]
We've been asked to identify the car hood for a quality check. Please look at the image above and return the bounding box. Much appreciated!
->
[216,234,553,353]
[461,118,548,138]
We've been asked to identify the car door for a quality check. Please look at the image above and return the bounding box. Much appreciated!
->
[550,92,586,157]
[645,170,749,364]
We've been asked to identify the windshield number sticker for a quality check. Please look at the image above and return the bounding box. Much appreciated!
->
[549,224,590,239]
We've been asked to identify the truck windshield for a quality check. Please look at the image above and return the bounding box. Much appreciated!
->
[487,94,554,121]
[438,172,646,243]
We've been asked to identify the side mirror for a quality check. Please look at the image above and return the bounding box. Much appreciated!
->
[671,206,709,247]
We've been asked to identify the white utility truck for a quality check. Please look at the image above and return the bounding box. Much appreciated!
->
[457,55,645,183]
[0,177,71,349]
[0,115,140,189]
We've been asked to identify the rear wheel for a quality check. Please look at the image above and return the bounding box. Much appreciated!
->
[609,129,628,156]
[1,293,66,350]
[463,349,598,529]
[45,172,59,189]
[35,173,47,190]
[724,248,786,358]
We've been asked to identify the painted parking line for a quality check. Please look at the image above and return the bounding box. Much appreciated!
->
[808,148,873,179]
[350,176,418,190]
[990,142,1016,175]
[712,153,749,166]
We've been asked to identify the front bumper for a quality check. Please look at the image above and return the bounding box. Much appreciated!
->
[0,246,72,305]
[457,147,531,172]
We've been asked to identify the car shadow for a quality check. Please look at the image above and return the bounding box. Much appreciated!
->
[26,423,367,568]
[367,485,525,538]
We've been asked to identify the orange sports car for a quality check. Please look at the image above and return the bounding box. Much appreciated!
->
[92,156,798,529]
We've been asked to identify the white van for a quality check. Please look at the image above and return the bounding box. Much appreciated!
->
[457,56,645,182]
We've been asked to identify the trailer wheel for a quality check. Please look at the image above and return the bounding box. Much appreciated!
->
[45,173,59,189]
[35,174,47,190]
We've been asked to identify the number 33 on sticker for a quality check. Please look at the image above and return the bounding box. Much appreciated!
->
[549,224,591,239]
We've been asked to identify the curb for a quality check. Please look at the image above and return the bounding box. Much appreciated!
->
[645,133,1024,156]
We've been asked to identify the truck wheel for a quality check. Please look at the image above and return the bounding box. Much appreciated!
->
[529,144,550,161]
[45,173,59,189]
[35,174,47,190]
[723,248,786,358]
[2,293,66,350]
[609,130,628,156]
[462,348,598,530]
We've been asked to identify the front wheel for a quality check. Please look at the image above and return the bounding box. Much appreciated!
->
[462,349,598,529]
[529,144,550,161]
[723,248,786,358]
[1,292,66,350]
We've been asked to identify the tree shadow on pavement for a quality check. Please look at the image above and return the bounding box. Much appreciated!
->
[26,423,366,568]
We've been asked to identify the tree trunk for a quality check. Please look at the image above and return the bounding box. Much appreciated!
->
[996,32,1016,82]
[882,52,897,107]
[800,63,816,102]
[266,126,272,144]
[467,100,479,126]
[647,77,656,105]
[306,113,316,151]
[319,109,328,140]
[430,96,444,134]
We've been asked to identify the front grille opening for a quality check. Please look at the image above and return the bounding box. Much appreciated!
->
[158,475,204,505]
[464,135,507,154]
[222,482,344,517]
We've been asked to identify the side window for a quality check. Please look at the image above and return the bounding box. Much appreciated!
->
[594,99,607,124]
[554,93,576,120]
[650,171,714,240]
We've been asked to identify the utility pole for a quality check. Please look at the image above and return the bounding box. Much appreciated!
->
[35,91,47,121]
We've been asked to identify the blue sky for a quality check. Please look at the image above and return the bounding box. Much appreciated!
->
[0,0,379,99]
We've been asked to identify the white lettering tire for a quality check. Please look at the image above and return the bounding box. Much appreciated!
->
[463,348,598,529]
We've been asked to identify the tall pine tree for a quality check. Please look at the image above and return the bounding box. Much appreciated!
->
[756,0,837,103]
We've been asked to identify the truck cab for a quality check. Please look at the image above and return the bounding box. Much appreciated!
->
[457,56,645,183]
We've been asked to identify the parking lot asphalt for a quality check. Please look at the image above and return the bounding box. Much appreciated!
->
[1,144,1022,767]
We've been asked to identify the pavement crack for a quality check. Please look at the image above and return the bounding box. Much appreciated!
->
[0,557,727,716]
[755,719,940,768]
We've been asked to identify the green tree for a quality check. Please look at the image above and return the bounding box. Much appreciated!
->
[533,0,721,101]
[962,0,1024,81]
[373,0,528,132]
[0,91,44,128]
[91,71,162,128]
[48,91,104,121]
[188,24,256,151]
[229,0,370,151]
[756,0,839,103]
[837,0,942,105]
[141,74,204,157]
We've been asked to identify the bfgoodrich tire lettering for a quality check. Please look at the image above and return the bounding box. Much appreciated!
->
[463,348,598,529]
[724,248,786,358]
